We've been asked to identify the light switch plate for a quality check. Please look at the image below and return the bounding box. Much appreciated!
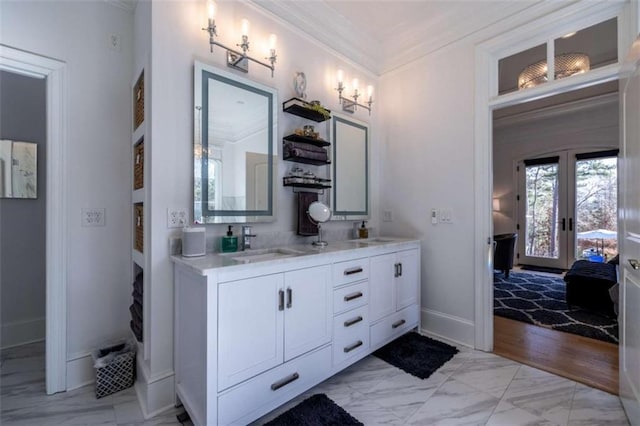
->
[82,208,106,227]
[431,209,437,225]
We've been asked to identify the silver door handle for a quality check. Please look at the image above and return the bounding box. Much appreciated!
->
[343,340,363,353]
[392,319,406,329]
[286,288,292,309]
[629,259,640,270]
[270,372,299,391]
[278,289,284,311]
[344,316,363,327]
[344,267,363,275]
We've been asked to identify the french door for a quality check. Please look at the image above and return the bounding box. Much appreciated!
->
[517,149,618,270]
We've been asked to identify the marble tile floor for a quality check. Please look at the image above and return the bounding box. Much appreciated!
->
[1,341,630,425]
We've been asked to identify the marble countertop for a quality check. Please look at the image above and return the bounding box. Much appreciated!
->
[171,237,419,275]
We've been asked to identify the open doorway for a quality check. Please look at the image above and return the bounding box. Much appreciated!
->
[0,70,47,354]
[491,82,620,394]
[0,45,68,395]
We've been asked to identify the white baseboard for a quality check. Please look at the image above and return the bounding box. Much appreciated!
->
[1,317,45,349]
[66,353,95,391]
[136,371,176,419]
[420,308,475,347]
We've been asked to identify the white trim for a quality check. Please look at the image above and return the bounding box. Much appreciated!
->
[0,45,68,395]
[473,3,626,351]
[66,353,94,391]
[420,308,475,348]
[1,317,45,349]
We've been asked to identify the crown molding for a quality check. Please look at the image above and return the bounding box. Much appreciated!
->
[104,0,136,12]
[249,0,383,74]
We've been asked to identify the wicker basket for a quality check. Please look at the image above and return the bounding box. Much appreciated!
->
[92,343,136,399]
[133,72,144,130]
[133,141,144,190]
[134,203,143,253]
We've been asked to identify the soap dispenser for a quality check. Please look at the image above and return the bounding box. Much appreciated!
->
[221,225,238,253]
[358,221,369,239]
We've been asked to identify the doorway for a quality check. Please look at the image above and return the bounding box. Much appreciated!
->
[0,45,67,394]
[517,149,619,270]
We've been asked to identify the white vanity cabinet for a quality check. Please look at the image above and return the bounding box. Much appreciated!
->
[218,265,331,390]
[173,240,420,426]
[369,248,420,347]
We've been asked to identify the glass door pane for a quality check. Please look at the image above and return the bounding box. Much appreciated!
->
[524,162,560,259]
[575,156,617,261]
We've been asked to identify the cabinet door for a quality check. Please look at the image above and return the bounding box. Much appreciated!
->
[369,253,396,322]
[218,274,284,390]
[396,249,420,310]
[283,265,332,361]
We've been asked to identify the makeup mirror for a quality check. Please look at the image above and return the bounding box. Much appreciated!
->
[307,201,331,246]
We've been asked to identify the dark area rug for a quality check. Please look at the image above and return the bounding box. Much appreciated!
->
[373,332,459,379]
[264,394,362,426]
[494,272,618,344]
[520,264,566,274]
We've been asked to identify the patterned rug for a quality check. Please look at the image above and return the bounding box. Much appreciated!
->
[494,272,618,344]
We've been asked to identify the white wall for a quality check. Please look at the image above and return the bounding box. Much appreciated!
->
[0,71,47,349]
[0,1,134,387]
[493,96,619,235]
[379,44,477,345]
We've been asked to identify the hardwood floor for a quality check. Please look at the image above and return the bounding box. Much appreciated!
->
[493,316,619,395]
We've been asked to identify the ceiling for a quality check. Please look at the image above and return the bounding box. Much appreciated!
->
[252,0,547,75]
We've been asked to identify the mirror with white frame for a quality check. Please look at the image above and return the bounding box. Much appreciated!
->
[193,61,277,224]
[331,114,368,219]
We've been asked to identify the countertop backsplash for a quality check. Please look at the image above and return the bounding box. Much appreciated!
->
[169,227,376,256]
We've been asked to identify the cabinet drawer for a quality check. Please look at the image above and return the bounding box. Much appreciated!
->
[333,281,368,314]
[370,304,419,349]
[333,258,369,287]
[218,345,332,426]
[333,306,369,365]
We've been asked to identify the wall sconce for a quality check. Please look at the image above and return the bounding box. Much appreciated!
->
[335,70,373,115]
[202,0,277,77]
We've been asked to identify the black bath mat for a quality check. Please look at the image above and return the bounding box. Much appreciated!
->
[373,332,459,379]
[264,394,362,426]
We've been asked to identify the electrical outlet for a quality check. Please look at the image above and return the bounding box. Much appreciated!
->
[82,208,106,227]
[167,208,188,228]
[383,210,393,222]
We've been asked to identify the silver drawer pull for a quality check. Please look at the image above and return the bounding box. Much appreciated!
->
[343,340,363,353]
[344,291,363,302]
[392,319,406,329]
[344,316,363,328]
[270,372,300,391]
[344,267,363,276]
[629,259,639,270]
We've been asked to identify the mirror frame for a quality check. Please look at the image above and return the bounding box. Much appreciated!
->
[193,61,278,224]
[330,113,369,220]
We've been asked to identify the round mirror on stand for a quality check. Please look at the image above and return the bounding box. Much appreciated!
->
[307,201,331,246]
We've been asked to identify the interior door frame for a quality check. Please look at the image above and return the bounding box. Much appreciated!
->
[473,2,629,351]
[0,45,68,394]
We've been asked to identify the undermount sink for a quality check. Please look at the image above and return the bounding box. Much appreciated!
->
[221,247,306,264]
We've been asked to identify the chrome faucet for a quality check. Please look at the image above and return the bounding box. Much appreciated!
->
[242,225,257,250]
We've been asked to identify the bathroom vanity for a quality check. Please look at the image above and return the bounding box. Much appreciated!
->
[172,238,420,425]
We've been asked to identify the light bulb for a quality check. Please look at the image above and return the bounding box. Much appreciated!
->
[352,78,359,92]
[367,85,374,100]
[269,34,277,50]
[207,0,216,20]
[337,69,344,84]
[241,18,250,37]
